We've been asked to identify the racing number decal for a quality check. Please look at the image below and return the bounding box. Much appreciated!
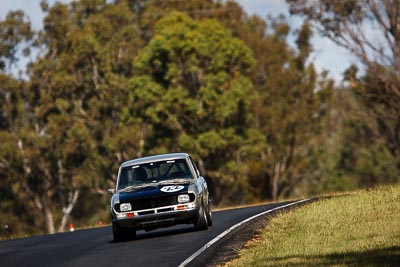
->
[160,185,184,193]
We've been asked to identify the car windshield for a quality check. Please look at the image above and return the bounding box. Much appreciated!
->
[117,158,193,190]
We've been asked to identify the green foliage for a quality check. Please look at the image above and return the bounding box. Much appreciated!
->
[0,10,33,71]
[288,0,400,186]
[127,11,257,204]
[0,0,398,237]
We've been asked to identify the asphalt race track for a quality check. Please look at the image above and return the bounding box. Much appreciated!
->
[0,200,306,267]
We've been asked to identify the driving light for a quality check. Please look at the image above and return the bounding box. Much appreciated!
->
[116,213,127,219]
[120,203,132,212]
[177,194,190,203]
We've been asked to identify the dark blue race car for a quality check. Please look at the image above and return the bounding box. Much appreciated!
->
[109,153,212,242]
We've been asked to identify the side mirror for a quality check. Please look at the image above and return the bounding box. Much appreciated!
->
[108,188,116,194]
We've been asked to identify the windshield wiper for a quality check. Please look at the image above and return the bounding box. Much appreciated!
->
[158,178,192,185]
[121,183,157,192]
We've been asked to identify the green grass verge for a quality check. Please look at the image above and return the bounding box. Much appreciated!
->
[225,185,400,267]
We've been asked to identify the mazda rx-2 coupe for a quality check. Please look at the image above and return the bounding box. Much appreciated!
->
[109,153,212,242]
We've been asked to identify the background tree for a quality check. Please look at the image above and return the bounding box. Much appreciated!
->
[236,18,334,201]
[287,0,400,181]
[2,0,396,237]
[0,0,145,234]
[129,11,255,203]
[0,10,36,235]
[0,10,33,72]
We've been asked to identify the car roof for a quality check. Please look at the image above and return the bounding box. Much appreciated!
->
[120,153,190,168]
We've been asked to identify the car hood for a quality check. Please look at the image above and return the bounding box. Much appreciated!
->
[118,183,191,202]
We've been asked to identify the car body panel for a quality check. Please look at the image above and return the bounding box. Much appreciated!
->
[110,153,211,236]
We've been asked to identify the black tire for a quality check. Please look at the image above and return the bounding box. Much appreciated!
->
[194,203,208,231]
[112,223,124,242]
[112,222,136,242]
[206,198,212,227]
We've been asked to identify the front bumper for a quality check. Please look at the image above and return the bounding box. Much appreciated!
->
[112,202,199,230]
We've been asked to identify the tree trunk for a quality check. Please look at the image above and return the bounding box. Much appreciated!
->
[260,150,272,199]
[272,159,287,201]
[43,197,55,234]
[272,161,280,201]
[58,189,80,232]
[198,157,207,177]
[138,122,146,158]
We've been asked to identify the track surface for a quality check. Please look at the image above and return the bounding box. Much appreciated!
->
[0,200,299,267]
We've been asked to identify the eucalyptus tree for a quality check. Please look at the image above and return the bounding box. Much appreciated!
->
[234,16,334,201]
[0,10,36,235]
[0,10,33,72]
[129,12,255,203]
[4,0,144,233]
[288,0,400,177]
[0,0,344,236]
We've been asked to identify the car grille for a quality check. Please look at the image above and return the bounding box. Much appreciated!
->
[115,193,196,213]
[115,195,177,212]
[134,195,178,210]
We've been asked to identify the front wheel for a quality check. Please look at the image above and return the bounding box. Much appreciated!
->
[206,198,212,227]
[112,222,136,242]
[194,204,208,231]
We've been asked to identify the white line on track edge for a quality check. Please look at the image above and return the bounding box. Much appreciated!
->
[178,198,311,267]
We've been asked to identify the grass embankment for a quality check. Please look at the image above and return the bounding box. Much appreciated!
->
[225,185,400,267]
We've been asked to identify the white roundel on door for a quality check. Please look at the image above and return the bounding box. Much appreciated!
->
[160,185,184,193]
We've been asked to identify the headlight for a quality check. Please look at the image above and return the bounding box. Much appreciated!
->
[120,203,132,212]
[178,194,190,203]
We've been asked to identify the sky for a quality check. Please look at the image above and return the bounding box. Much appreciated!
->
[0,0,355,82]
